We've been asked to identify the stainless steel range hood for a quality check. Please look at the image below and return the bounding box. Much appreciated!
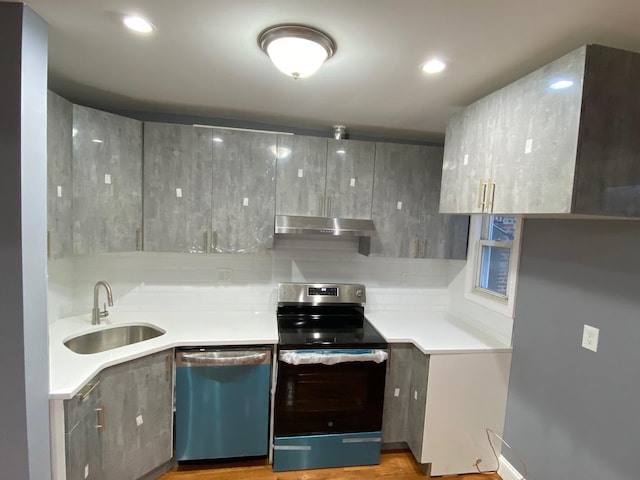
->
[275,215,376,237]
[274,215,376,256]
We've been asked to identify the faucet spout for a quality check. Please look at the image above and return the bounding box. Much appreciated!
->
[92,281,114,325]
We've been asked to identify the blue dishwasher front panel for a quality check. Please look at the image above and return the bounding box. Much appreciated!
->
[175,358,271,461]
[273,432,382,471]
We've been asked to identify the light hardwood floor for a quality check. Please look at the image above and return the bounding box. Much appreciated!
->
[158,450,502,480]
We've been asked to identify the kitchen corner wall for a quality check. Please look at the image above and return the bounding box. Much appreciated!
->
[48,237,452,322]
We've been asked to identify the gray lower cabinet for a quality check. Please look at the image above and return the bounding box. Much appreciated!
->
[143,123,213,253]
[72,105,143,254]
[275,135,376,219]
[47,91,74,259]
[381,344,412,444]
[370,142,468,258]
[64,350,173,480]
[406,347,429,461]
[64,378,103,480]
[440,44,640,217]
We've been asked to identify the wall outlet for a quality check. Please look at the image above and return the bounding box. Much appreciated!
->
[217,267,232,283]
[582,324,599,352]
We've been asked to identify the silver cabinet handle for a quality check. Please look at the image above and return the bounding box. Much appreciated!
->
[203,230,209,254]
[487,180,496,213]
[77,380,100,400]
[319,195,325,216]
[95,405,105,431]
[326,196,332,217]
[135,227,141,251]
[412,239,419,258]
[212,230,218,253]
[477,179,488,211]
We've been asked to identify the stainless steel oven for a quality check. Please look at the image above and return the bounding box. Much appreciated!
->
[272,283,388,472]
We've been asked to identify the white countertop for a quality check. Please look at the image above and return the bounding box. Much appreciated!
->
[49,309,511,400]
[49,310,278,399]
[366,311,512,354]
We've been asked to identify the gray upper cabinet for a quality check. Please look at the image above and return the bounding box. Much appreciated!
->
[275,135,376,219]
[325,139,375,219]
[441,44,640,217]
[275,135,328,217]
[143,123,213,253]
[47,91,73,259]
[371,142,468,258]
[72,105,142,254]
[210,128,277,253]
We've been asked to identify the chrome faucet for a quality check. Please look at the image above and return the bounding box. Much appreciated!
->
[92,281,114,325]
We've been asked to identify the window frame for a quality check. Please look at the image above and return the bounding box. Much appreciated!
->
[464,215,523,317]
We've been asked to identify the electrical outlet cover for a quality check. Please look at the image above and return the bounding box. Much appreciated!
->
[582,324,599,352]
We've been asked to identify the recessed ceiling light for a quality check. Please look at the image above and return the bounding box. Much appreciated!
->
[421,58,446,74]
[92,139,103,143]
[550,79,574,89]
[123,15,155,34]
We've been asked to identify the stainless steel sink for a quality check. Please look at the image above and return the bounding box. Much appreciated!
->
[64,324,166,354]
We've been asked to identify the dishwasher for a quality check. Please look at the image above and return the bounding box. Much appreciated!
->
[174,347,272,461]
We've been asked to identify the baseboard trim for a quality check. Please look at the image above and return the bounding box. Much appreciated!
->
[499,454,525,480]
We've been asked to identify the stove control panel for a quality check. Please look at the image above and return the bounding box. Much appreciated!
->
[308,287,338,296]
[278,283,366,305]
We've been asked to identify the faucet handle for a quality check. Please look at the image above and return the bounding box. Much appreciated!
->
[101,303,110,318]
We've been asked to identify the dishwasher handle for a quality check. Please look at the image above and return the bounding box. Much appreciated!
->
[176,350,271,367]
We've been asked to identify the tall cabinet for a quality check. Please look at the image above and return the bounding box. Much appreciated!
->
[440,44,640,217]
[72,105,143,254]
[370,142,468,258]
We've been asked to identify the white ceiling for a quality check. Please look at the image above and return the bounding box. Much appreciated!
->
[11,0,640,142]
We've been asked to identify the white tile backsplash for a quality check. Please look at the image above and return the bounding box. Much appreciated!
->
[47,242,512,347]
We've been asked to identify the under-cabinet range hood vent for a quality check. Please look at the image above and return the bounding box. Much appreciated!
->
[275,215,376,237]
[274,215,376,256]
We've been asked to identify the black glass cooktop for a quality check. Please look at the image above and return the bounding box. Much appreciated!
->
[277,305,387,350]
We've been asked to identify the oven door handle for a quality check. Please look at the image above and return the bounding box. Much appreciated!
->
[279,349,387,366]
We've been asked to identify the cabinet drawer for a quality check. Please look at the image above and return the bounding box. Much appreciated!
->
[273,432,381,471]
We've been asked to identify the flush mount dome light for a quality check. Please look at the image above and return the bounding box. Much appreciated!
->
[258,25,336,79]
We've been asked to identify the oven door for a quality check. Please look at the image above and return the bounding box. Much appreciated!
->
[274,349,387,436]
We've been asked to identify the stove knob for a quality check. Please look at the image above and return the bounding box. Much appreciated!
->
[356,289,363,297]
[328,421,334,427]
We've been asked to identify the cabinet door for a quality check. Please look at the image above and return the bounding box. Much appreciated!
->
[100,350,173,480]
[64,378,102,480]
[275,135,328,216]
[210,128,277,252]
[47,91,73,259]
[491,47,585,214]
[72,105,142,254]
[143,123,213,252]
[370,142,415,257]
[422,353,512,476]
[381,344,412,444]
[440,101,492,215]
[325,139,375,219]
[411,146,469,259]
[407,347,429,461]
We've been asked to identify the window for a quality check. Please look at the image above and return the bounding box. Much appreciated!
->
[476,216,516,298]
[465,215,521,317]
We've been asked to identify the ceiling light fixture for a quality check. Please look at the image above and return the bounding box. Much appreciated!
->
[123,15,155,34]
[258,24,336,79]
[421,58,446,74]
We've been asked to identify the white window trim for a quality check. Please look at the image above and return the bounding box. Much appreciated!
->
[464,215,523,318]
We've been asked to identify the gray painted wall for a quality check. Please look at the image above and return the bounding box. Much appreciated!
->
[0,4,51,479]
[503,219,640,480]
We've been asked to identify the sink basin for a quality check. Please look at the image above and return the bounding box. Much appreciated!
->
[64,324,166,354]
